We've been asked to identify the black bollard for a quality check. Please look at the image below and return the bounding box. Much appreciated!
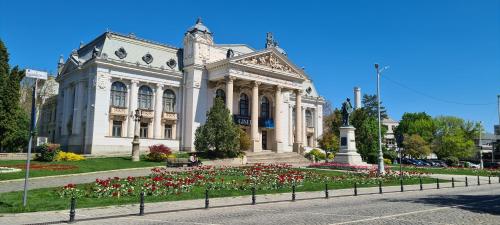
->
[400,179,404,192]
[452,177,455,188]
[325,183,329,199]
[251,187,256,205]
[69,197,76,223]
[354,183,358,196]
[436,178,440,189]
[139,192,145,216]
[489,176,491,184]
[477,175,480,186]
[205,189,209,208]
[465,177,468,187]
[419,177,423,191]
[292,184,296,201]
[379,180,383,194]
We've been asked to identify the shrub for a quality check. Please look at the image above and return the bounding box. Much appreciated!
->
[384,158,392,165]
[305,149,326,161]
[36,143,61,162]
[146,144,172,162]
[327,153,335,160]
[54,152,85,161]
[443,156,459,167]
[239,127,251,151]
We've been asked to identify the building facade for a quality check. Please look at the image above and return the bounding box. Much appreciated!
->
[55,19,325,155]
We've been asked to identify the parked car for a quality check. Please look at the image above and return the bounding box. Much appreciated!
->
[483,162,500,169]
[429,159,448,167]
[459,161,480,168]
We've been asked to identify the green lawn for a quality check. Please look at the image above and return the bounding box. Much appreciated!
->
[0,169,441,214]
[391,165,500,176]
[0,157,165,181]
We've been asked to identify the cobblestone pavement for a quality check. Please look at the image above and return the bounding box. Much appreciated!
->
[2,180,500,225]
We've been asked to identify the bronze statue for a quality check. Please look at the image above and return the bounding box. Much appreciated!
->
[341,98,353,126]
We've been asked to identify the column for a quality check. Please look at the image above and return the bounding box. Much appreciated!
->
[127,80,138,137]
[61,87,71,135]
[172,122,177,140]
[293,89,303,152]
[154,84,164,139]
[225,76,234,115]
[302,107,307,147]
[288,104,293,145]
[251,81,261,152]
[72,81,84,134]
[274,86,282,152]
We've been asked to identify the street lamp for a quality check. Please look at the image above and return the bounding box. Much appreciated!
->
[479,121,483,169]
[131,109,142,162]
[375,63,389,175]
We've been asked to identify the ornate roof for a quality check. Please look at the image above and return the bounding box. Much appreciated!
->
[187,18,212,34]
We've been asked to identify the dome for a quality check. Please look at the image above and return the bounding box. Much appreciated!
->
[187,18,211,34]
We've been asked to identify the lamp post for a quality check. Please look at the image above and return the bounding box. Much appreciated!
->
[131,109,142,162]
[479,121,483,169]
[375,63,389,175]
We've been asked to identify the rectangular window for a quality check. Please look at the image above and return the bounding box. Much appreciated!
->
[140,123,149,138]
[112,121,122,137]
[164,124,172,139]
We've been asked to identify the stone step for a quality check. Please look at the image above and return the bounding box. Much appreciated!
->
[245,152,311,165]
[246,153,302,160]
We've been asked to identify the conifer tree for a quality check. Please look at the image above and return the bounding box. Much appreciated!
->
[194,97,241,158]
[0,39,29,152]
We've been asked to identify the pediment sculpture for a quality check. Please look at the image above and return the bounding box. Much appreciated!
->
[237,53,296,74]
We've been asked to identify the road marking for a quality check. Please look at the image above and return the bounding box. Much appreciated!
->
[329,197,500,225]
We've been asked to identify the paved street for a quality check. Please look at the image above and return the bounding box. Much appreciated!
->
[2,180,499,225]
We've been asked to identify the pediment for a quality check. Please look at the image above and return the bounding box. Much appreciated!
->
[231,49,307,80]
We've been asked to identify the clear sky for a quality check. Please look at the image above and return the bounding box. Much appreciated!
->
[1,0,499,132]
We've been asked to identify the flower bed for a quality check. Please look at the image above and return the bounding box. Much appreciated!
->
[309,162,429,179]
[58,163,427,199]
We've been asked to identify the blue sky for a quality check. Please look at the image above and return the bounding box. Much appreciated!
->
[1,0,499,132]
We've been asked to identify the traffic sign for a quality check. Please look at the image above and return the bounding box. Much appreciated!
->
[25,69,48,80]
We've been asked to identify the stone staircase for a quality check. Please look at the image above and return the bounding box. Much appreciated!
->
[245,151,311,166]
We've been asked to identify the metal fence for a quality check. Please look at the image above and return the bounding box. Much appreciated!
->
[66,175,500,223]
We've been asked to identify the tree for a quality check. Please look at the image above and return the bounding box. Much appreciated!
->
[402,134,431,158]
[350,109,387,163]
[362,94,388,119]
[194,98,241,158]
[238,127,251,151]
[0,39,29,152]
[394,112,435,148]
[432,116,477,159]
[318,108,342,153]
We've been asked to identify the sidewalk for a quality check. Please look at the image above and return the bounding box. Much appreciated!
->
[1,180,498,225]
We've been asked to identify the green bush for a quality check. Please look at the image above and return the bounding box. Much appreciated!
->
[384,158,392,165]
[239,127,251,151]
[305,149,326,161]
[36,143,61,162]
[443,156,459,166]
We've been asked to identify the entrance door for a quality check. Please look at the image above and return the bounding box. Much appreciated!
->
[262,131,268,150]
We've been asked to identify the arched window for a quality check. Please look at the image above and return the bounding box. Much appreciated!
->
[215,89,225,103]
[138,85,153,109]
[260,96,270,118]
[239,93,249,116]
[110,81,127,107]
[163,89,175,112]
[306,110,313,127]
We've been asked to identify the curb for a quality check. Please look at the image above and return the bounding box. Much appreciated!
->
[0,166,162,184]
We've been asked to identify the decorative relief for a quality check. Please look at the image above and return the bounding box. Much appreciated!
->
[166,59,177,69]
[238,53,296,74]
[97,75,108,90]
[115,47,127,59]
[142,53,153,64]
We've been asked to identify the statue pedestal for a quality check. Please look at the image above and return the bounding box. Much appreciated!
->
[333,126,367,165]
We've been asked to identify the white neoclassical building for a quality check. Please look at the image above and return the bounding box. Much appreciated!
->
[55,18,325,155]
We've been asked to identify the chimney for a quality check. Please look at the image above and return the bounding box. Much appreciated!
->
[354,87,361,109]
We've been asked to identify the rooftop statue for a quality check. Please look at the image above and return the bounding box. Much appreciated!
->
[341,98,354,126]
